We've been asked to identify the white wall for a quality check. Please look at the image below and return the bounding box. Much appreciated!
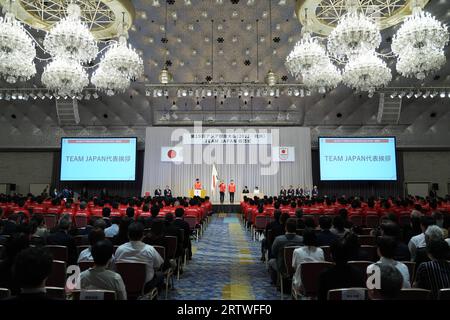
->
[0,152,54,194]
[403,151,450,196]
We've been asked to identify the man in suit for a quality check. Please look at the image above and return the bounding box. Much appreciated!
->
[242,186,250,194]
[279,186,287,197]
[164,186,172,198]
[46,217,77,265]
[287,185,295,197]
[268,218,303,284]
[173,208,192,260]
[295,186,303,197]
[9,247,54,300]
[154,186,162,197]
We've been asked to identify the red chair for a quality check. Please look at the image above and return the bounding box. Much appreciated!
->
[115,262,148,300]
[358,235,376,246]
[46,260,67,288]
[327,288,368,300]
[43,214,58,229]
[0,288,11,299]
[397,288,431,300]
[45,245,69,262]
[348,261,373,279]
[74,215,88,228]
[45,286,66,299]
[79,261,95,272]
[350,215,363,227]
[320,246,333,262]
[300,262,334,298]
[365,215,380,228]
[184,215,200,242]
[252,215,269,241]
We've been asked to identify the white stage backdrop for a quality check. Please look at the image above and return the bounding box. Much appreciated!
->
[141,126,312,202]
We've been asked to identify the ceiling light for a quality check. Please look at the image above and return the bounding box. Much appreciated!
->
[406,91,414,99]
[414,91,422,98]
[422,90,430,98]
[440,91,446,98]
[390,91,398,99]
[265,70,277,86]
[159,67,173,84]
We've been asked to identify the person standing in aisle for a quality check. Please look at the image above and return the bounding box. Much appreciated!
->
[219,180,226,204]
[228,180,236,204]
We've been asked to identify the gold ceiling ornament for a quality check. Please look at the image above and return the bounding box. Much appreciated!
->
[295,0,430,36]
[0,0,135,40]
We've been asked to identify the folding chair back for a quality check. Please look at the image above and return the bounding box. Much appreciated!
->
[44,214,58,229]
[74,235,88,246]
[397,288,431,300]
[254,215,268,230]
[300,262,334,297]
[184,215,197,230]
[47,260,67,288]
[358,235,376,246]
[359,245,377,261]
[348,261,373,279]
[164,236,177,260]
[0,288,11,299]
[438,288,450,300]
[153,245,166,261]
[74,215,88,228]
[327,288,368,300]
[115,262,147,299]
[365,215,380,228]
[284,246,301,277]
[350,215,363,227]
[45,245,69,262]
[72,289,116,300]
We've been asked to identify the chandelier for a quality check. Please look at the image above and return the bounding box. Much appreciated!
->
[396,47,446,80]
[303,62,341,94]
[41,57,89,97]
[327,3,381,59]
[98,35,143,80]
[285,33,329,78]
[91,67,130,96]
[342,51,391,94]
[43,3,98,63]
[0,11,36,83]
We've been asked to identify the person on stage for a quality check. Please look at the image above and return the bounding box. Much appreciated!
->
[219,180,226,204]
[287,185,295,197]
[194,178,202,190]
[154,186,162,197]
[279,186,287,197]
[312,185,319,197]
[242,186,249,194]
[254,186,260,195]
[296,185,303,197]
[164,185,172,197]
[228,180,236,204]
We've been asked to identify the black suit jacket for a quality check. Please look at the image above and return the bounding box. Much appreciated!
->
[164,189,172,197]
[154,189,162,196]
[173,218,191,249]
[316,230,339,247]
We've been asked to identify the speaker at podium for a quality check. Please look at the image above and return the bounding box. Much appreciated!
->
[189,189,206,198]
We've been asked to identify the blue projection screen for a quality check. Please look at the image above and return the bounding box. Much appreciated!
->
[60,137,137,181]
[319,137,397,181]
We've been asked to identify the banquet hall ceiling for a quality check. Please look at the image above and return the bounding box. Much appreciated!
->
[0,0,449,149]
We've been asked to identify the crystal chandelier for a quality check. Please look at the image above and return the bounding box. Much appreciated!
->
[98,35,143,80]
[0,11,36,83]
[285,33,329,78]
[396,47,446,80]
[342,51,391,94]
[91,67,130,96]
[303,61,341,94]
[327,2,381,59]
[41,57,89,96]
[43,3,98,63]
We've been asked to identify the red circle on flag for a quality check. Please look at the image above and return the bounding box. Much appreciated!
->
[167,150,177,159]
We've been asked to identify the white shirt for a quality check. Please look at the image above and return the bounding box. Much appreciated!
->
[292,246,324,289]
[80,266,127,300]
[445,238,450,247]
[113,241,164,283]
[104,224,119,238]
[78,248,93,263]
[408,233,426,261]
[368,257,411,288]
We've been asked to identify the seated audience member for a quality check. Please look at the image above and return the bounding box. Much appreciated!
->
[46,217,77,265]
[126,207,135,219]
[143,220,166,247]
[80,240,127,300]
[414,225,445,266]
[317,216,339,247]
[338,208,353,229]
[30,215,49,239]
[368,264,403,300]
[144,206,161,229]
[318,238,366,300]
[268,218,303,285]
[380,221,410,261]
[1,214,19,235]
[113,217,132,246]
[331,216,349,238]
[105,217,120,238]
[408,216,435,261]
[163,213,184,258]
[261,209,283,261]
[368,236,411,288]
[292,229,325,294]
[173,208,192,260]
[102,207,112,228]
[414,239,450,299]
[345,233,372,261]
[114,222,164,293]
[304,217,317,229]
[10,247,53,300]
[78,228,105,263]
[295,209,305,229]
[0,233,30,295]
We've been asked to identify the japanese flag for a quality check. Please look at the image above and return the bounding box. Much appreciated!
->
[272,146,295,162]
[161,147,183,162]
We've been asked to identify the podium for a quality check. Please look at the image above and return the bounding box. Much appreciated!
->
[189,189,206,198]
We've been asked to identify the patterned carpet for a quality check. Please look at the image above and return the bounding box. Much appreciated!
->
[167,213,282,300]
